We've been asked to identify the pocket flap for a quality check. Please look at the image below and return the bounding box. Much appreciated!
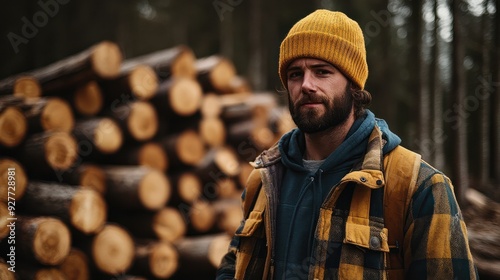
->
[344,222,389,252]
[235,210,263,237]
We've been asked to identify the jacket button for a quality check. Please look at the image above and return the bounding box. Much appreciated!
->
[360,177,367,182]
[370,236,380,249]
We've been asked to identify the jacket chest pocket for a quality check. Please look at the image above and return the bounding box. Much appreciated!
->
[234,210,266,279]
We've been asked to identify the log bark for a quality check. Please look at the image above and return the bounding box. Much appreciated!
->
[19,97,74,133]
[199,117,226,148]
[19,131,78,177]
[0,76,41,98]
[130,240,179,279]
[16,216,71,265]
[108,207,186,243]
[121,45,196,80]
[195,56,237,93]
[89,224,135,276]
[0,41,122,96]
[99,64,159,102]
[73,81,104,117]
[104,142,168,172]
[19,182,107,234]
[59,163,106,194]
[0,97,27,148]
[227,120,275,152]
[103,166,170,211]
[151,77,203,118]
[161,130,206,169]
[0,158,28,202]
[59,249,90,280]
[72,117,123,155]
[106,100,158,142]
[196,146,241,184]
[173,233,231,279]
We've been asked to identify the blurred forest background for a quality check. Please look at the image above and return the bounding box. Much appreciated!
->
[1,0,499,202]
[1,0,500,279]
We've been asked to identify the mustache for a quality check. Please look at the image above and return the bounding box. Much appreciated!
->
[295,96,327,107]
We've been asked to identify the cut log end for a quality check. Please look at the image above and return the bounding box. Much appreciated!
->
[79,164,107,194]
[0,158,28,201]
[171,47,197,78]
[128,101,158,142]
[177,172,202,204]
[41,98,74,132]
[74,81,103,116]
[92,224,134,275]
[214,147,241,177]
[238,161,254,187]
[91,41,123,79]
[210,59,236,91]
[13,76,41,98]
[129,65,158,100]
[94,118,123,154]
[0,106,27,147]
[149,242,179,278]
[208,234,232,267]
[169,78,203,116]
[34,269,66,280]
[70,188,107,234]
[0,202,9,239]
[32,217,72,265]
[138,142,168,172]
[201,93,222,118]
[153,208,187,242]
[59,249,89,280]
[176,130,206,166]
[190,200,216,233]
[44,132,78,170]
[0,261,15,280]
[139,170,170,210]
[199,117,226,147]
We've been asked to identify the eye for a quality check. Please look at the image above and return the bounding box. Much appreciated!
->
[315,69,332,75]
[287,71,302,79]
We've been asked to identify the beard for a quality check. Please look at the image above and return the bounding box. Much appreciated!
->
[288,84,353,134]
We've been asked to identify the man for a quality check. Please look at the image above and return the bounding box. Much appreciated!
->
[217,9,477,279]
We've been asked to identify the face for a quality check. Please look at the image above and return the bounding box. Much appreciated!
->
[286,58,353,134]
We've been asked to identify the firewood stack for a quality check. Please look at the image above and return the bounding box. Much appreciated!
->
[0,41,295,279]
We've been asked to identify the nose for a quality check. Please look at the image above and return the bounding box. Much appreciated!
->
[301,70,316,94]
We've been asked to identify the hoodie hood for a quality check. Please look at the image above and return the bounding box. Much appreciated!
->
[278,110,401,173]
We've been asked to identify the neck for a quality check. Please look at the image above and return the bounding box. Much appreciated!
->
[303,111,356,160]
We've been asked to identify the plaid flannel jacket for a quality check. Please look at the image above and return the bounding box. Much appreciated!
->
[217,125,478,280]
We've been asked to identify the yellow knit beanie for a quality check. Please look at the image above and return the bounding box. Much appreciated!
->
[279,10,368,89]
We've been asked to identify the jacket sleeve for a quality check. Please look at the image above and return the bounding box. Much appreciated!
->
[403,163,478,279]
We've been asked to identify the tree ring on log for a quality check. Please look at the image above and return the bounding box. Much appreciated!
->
[33,218,71,265]
[70,188,107,234]
[169,78,203,116]
[91,41,122,79]
[149,242,178,278]
[74,81,103,116]
[129,65,158,100]
[45,132,78,170]
[139,170,170,210]
[92,224,134,275]
[41,98,74,132]
[13,76,41,98]
[138,142,168,172]
[153,208,186,242]
[0,107,27,147]
[128,101,158,142]
[94,118,122,154]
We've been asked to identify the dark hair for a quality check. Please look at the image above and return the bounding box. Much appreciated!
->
[349,82,372,118]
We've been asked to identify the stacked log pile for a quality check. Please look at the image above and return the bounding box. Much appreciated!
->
[0,41,294,279]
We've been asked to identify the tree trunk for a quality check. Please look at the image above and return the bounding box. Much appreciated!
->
[196,56,237,93]
[19,97,74,133]
[493,0,500,184]
[72,117,123,155]
[72,81,104,117]
[59,163,107,194]
[0,41,122,96]
[195,147,241,185]
[16,216,71,266]
[19,182,107,234]
[58,249,90,280]
[121,45,196,80]
[103,166,170,211]
[173,233,231,279]
[19,131,77,177]
[99,64,159,102]
[108,207,186,243]
[451,0,469,205]
[160,130,207,169]
[105,100,158,142]
[104,142,168,172]
[130,240,179,279]
[0,76,41,98]
[480,0,492,185]
[248,0,265,91]
[151,77,203,120]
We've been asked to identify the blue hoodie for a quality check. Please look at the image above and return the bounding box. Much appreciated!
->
[274,110,401,279]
